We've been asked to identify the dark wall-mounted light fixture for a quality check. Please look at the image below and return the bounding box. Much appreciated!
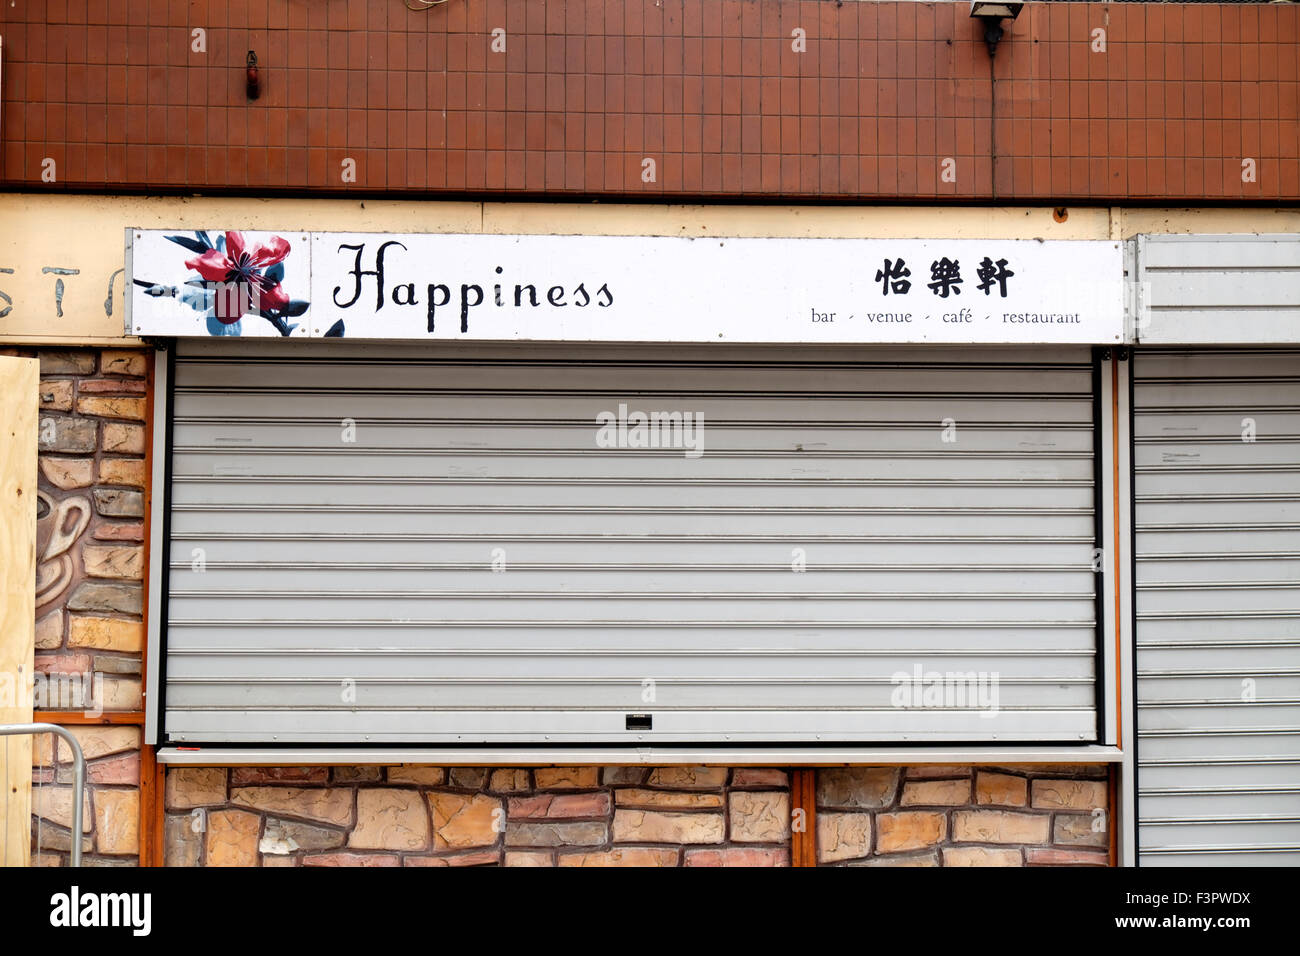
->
[246,51,261,100]
[970,2,1023,59]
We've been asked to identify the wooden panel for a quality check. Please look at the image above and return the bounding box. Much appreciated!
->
[790,769,817,868]
[34,711,144,725]
[138,744,165,867]
[0,355,38,867]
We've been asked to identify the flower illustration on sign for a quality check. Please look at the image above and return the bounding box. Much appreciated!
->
[133,231,310,336]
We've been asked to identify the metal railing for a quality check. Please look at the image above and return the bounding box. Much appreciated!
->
[0,723,85,867]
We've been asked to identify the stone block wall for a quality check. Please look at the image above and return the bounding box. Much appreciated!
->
[30,725,141,866]
[164,765,792,867]
[6,345,151,865]
[160,763,1113,867]
[816,764,1112,867]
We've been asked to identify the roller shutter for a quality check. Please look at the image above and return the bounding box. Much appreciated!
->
[161,340,1100,744]
[1134,348,1300,865]
[1135,234,1300,344]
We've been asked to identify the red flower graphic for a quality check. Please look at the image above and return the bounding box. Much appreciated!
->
[185,231,291,322]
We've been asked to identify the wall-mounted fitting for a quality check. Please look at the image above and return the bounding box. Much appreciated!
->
[970,2,1023,59]
[246,51,261,100]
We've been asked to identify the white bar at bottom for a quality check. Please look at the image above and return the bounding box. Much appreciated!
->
[157,745,1123,767]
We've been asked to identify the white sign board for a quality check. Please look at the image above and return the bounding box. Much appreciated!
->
[130,231,1124,343]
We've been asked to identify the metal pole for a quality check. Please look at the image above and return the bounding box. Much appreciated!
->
[0,723,85,867]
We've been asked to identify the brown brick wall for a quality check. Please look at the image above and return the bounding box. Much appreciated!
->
[1,1,1295,200]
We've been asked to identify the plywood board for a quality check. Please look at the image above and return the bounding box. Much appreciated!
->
[0,355,38,866]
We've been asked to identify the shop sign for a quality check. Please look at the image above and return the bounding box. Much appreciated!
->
[128,230,1123,343]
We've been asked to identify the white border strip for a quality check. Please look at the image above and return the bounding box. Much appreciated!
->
[157,745,1124,767]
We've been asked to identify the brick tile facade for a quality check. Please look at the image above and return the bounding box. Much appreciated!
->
[1,1,1294,200]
